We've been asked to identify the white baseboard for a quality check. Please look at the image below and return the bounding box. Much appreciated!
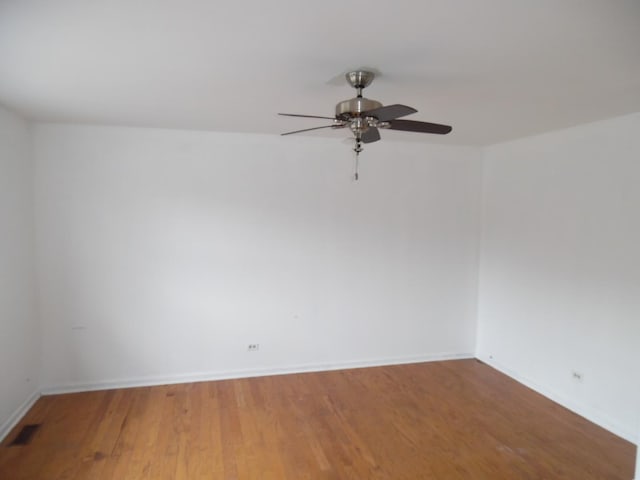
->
[0,389,41,442]
[40,351,474,395]
[476,354,638,445]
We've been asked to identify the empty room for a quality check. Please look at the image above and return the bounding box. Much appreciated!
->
[0,1,638,478]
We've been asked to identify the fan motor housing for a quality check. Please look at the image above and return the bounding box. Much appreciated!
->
[335,97,383,120]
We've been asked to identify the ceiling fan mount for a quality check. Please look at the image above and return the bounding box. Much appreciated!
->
[345,70,375,90]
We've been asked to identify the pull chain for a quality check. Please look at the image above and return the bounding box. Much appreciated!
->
[353,138,363,181]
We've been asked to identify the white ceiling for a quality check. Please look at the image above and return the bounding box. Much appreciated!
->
[1,0,639,145]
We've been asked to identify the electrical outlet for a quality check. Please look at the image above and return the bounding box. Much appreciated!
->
[247,344,260,352]
[572,371,584,382]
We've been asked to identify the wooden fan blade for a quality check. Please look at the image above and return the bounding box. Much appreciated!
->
[361,127,381,143]
[278,113,336,120]
[387,119,452,135]
[280,125,343,136]
[362,104,417,122]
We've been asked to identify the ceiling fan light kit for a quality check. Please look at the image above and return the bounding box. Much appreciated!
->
[279,70,452,180]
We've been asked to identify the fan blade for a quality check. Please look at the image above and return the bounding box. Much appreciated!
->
[361,127,381,144]
[278,113,336,120]
[280,125,343,136]
[362,104,417,122]
[387,119,452,135]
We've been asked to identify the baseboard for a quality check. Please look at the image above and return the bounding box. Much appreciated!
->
[0,389,41,442]
[476,354,638,445]
[40,351,474,395]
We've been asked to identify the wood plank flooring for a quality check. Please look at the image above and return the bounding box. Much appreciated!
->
[0,359,636,479]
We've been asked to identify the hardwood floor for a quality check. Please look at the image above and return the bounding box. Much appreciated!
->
[1,359,635,479]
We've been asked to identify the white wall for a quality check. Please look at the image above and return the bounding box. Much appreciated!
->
[33,124,482,390]
[0,106,40,438]
[477,113,640,443]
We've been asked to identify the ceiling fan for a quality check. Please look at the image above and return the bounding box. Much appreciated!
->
[279,70,452,178]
